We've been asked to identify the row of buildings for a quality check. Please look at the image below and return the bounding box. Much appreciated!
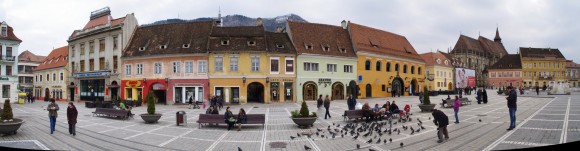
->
[2,7,578,103]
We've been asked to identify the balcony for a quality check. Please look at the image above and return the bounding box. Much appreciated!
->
[0,56,16,62]
[18,70,33,74]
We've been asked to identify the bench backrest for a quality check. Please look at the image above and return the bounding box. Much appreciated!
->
[460,98,469,101]
[95,108,128,115]
[245,114,266,124]
[344,110,364,116]
[198,114,266,124]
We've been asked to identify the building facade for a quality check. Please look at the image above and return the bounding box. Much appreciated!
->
[450,28,508,87]
[209,20,297,104]
[420,52,454,91]
[287,21,358,102]
[68,7,138,101]
[566,60,580,87]
[122,21,213,104]
[520,47,567,88]
[347,22,426,98]
[18,50,45,94]
[488,54,522,89]
[0,21,22,102]
[33,46,69,101]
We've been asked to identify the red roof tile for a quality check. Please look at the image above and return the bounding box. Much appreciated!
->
[420,52,453,67]
[0,25,22,42]
[82,15,125,30]
[18,50,46,63]
[348,22,424,63]
[35,46,69,71]
[286,21,356,58]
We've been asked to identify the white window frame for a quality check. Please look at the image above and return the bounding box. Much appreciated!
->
[251,56,260,72]
[185,61,194,73]
[304,62,319,71]
[214,55,223,72]
[154,62,162,74]
[136,63,143,75]
[125,64,132,75]
[229,55,239,72]
[344,64,353,73]
[198,60,207,73]
[173,62,181,73]
[327,64,337,73]
[285,58,294,74]
[60,72,63,81]
[270,57,280,74]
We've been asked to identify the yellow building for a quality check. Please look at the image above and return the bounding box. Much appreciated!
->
[520,47,567,88]
[420,52,454,91]
[208,22,296,104]
[347,22,426,98]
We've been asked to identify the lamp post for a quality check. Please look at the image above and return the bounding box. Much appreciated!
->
[165,78,169,105]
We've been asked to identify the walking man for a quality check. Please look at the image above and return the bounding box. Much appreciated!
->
[432,109,449,143]
[535,86,540,95]
[476,88,482,104]
[324,95,331,119]
[506,86,518,130]
[47,99,59,134]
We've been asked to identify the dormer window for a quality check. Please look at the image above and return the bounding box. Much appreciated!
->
[444,60,449,65]
[221,40,230,45]
[276,44,285,48]
[322,45,330,51]
[305,43,313,50]
[436,59,441,64]
[247,41,256,46]
[139,47,146,51]
[55,58,59,62]
[160,45,167,49]
[1,27,6,37]
[48,59,53,64]
[340,48,347,53]
[182,44,190,48]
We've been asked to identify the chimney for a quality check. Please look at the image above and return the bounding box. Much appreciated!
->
[256,17,263,26]
[341,20,347,29]
[276,26,283,33]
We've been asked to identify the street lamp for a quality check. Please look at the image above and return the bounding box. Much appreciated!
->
[242,76,246,83]
[165,78,169,105]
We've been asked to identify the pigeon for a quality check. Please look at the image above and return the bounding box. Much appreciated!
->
[376,138,381,144]
[384,139,387,144]
[410,127,414,132]
[316,132,320,136]
[367,138,373,144]
[297,133,301,137]
[341,134,344,138]
[400,142,404,147]
[337,124,341,127]
[479,119,482,122]
[418,119,422,124]
[333,123,335,126]
[421,126,425,129]
[394,122,398,125]
[389,138,392,142]
[354,135,359,139]
[416,128,421,132]
[429,117,431,120]
[328,125,331,129]
[304,145,312,150]
[321,135,325,138]
[317,128,322,132]
[410,130,414,135]
[290,136,296,140]
[238,147,242,151]
[397,130,400,135]
[357,144,361,149]
[370,148,377,151]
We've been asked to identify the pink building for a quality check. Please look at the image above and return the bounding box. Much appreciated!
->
[488,54,523,88]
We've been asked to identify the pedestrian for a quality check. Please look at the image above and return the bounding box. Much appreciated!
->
[482,89,488,104]
[476,88,482,104]
[536,86,539,95]
[506,86,518,130]
[210,96,216,107]
[218,96,224,110]
[324,95,331,119]
[211,106,220,114]
[67,102,78,136]
[397,90,401,97]
[432,109,449,143]
[237,108,247,131]
[47,99,59,134]
[189,97,194,109]
[224,106,235,131]
[390,101,400,114]
[347,95,356,110]
[391,89,396,97]
[453,95,460,124]
[316,95,323,109]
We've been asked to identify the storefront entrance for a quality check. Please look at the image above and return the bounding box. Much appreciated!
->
[80,79,105,101]
[392,77,404,97]
[332,82,344,100]
[247,82,264,103]
[284,82,293,101]
[303,82,317,101]
[270,82,280,102]
[365,84,372,98]
[152,83,166,104]
[174,86,204,104]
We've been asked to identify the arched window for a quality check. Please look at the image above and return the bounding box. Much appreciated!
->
[365,60,371,70]
[386,62,391,72]
[376,61,381,71]
[403,65,407,73]
[411,66,415,74]
[395,64,399,72]
[418,67,422,75]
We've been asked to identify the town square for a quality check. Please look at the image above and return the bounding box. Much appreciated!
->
[1,0,580,150]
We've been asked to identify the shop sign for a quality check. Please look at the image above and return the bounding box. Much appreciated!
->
[126,80,142,87]
[74,72,110,78]
[175,83,203,86]
[0,77,9,80]
[318,78,331,85]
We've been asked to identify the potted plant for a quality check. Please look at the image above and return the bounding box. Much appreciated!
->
[290,100,317,128]
[140,91,162,123]
[0,99,24,135]
[418,86,436,112]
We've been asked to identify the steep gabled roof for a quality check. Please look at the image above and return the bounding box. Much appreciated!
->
[489,54,521,70]
[35,46,69,71]
[18,50,46,63]
[0,24,22,42]
[453,35,484,53]
[478,36,507,56]
[286,21,356,58]
[420,52,453,67]
[519,47,566,60]
[123,21,213,57]
[348,22,424,62]
[451,34,507,57]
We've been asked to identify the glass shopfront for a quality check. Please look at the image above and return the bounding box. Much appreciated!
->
[174,86,204,103]
[80,79,105,101]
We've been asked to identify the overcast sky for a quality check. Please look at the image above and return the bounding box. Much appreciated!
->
[1,0,579,62]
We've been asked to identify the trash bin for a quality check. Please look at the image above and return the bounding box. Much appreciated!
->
[176,111,187,126]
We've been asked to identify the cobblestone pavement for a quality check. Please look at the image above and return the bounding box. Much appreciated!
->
[1,90,578,151]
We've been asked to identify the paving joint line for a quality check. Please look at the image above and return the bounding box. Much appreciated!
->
[560,97,571,143]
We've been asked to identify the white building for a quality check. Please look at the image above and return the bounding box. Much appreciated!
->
[0,21,22,103]
[67,7,138,101]
[18,50,45,95]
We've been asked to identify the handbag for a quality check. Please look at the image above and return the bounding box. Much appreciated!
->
[228,117,237,123]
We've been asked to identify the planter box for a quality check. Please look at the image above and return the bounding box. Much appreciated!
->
[0,118,24,135]
[418,104,436,112]
[291,117,317,128]
[140,114,163,123]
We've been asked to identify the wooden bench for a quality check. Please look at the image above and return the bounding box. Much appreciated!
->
[440,99,454,108]
[461,98,472,105]
[196,114,265,128]
[92,108,129,120]
[343,110,364,121]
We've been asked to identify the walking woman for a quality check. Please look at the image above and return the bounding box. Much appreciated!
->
[224,106,235,131]
[453,95,460,124]
[47,99,59,134]
[482,89,488,104]
[67,102,78,136]
[237,108,247,131]
[324,95,332,119]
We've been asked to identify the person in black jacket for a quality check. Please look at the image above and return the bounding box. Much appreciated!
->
[476,88,482,104]
[323,95,331,119]
[347,95,356,110]
[536,86,540,95]
[224,106,235,131]
[506,86,518,130]
[237,108,247,131]
[67,102,78,136]
[482,89,488,104]
[316,95,323,109]
[432,109,449,143]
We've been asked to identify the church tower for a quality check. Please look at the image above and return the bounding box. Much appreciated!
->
[494,27,502,43]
